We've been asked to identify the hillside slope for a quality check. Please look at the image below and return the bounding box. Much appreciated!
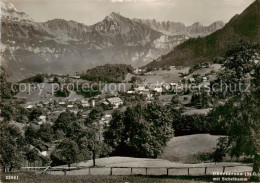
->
[146,0,260,68]
[159,134,222,163]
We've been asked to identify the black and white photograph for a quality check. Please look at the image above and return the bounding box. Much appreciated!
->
[0,0,260,182]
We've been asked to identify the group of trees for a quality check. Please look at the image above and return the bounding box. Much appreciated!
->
[0,67,18,99]
[0,102,29,122]
[51,110,110,167]
[190,90,212,109]
[104,102,174,158]
[0,106,111,170]
[0,123,51,172]
[75,83,101,98]
[21,74,45,83]
[54,84,71,97]
[0,104,45,124]
[0,124,26,172]
[209,41,260,176]
[81,64,133,83]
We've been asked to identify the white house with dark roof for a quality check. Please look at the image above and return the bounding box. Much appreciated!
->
[107,97,123,108]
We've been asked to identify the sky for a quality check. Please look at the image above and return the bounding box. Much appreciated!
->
[5,0,255,26]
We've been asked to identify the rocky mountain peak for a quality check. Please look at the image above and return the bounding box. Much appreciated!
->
[145,0,260,68]
[1,2,17,12]
[191,22,203,27]
[1,2,33,22]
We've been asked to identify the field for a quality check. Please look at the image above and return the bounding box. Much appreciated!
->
[15,83,84,103]
[128,67,190,84]
[159,134,221,163]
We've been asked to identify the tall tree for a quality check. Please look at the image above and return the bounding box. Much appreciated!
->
[211,42,260,178]
[104,102,174,158]
[0,125,26,172]
[77,124,111,167]
[53,111,80,137]
[50,139,80,167]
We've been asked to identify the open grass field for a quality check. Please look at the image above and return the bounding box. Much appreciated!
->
[129,67,190,84]
[15,83,84,104]
[159,134,221,163]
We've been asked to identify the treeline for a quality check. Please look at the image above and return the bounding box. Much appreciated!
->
[0,67,18,99]
[209,42,260,173]
[20,74,46,83]
[0,108,111,171]
[81,64,133,83]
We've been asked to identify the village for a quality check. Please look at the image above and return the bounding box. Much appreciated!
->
[2,62,221,163]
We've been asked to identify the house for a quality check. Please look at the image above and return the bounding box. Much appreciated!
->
[127,91,134,94]
[170,83,178,86]
[154,87,163,93]
[135,86,149,92]
[38,115,47,125]
[68,99,77,104]
[107,97,123,108]
[109,91,119,97]
[144,72,152,76]
[105,114,112,119]
[69,75,81,79]
[91,100,96,107]
[40,151,48,157]
[67,105,74,108]
[163,84,171,90]
[39,115,46,122]
[133,68,143,74]
[58,101,66,106]
[81,100,90,108]
[43,102,50,106]
[54,107,66,113]
[189,78,195,82]
[82,103,90,107]
[26,105,35,110]
[203,77,207,82]
[102,101,109,106]
[81,99,89,104]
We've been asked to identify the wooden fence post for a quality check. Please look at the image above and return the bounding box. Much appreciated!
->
[89,167,91,175]
[223,166,225,173]
[131,168,133,175]
[205,167,207,175]
[145,168,148,175]
[110,168,113,176]
[188,168,189,175]
[166,168,169,176]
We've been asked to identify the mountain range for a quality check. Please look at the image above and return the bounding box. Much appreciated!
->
[133,19,224,38]
[0,2,224,81]
[145,0,260,68]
